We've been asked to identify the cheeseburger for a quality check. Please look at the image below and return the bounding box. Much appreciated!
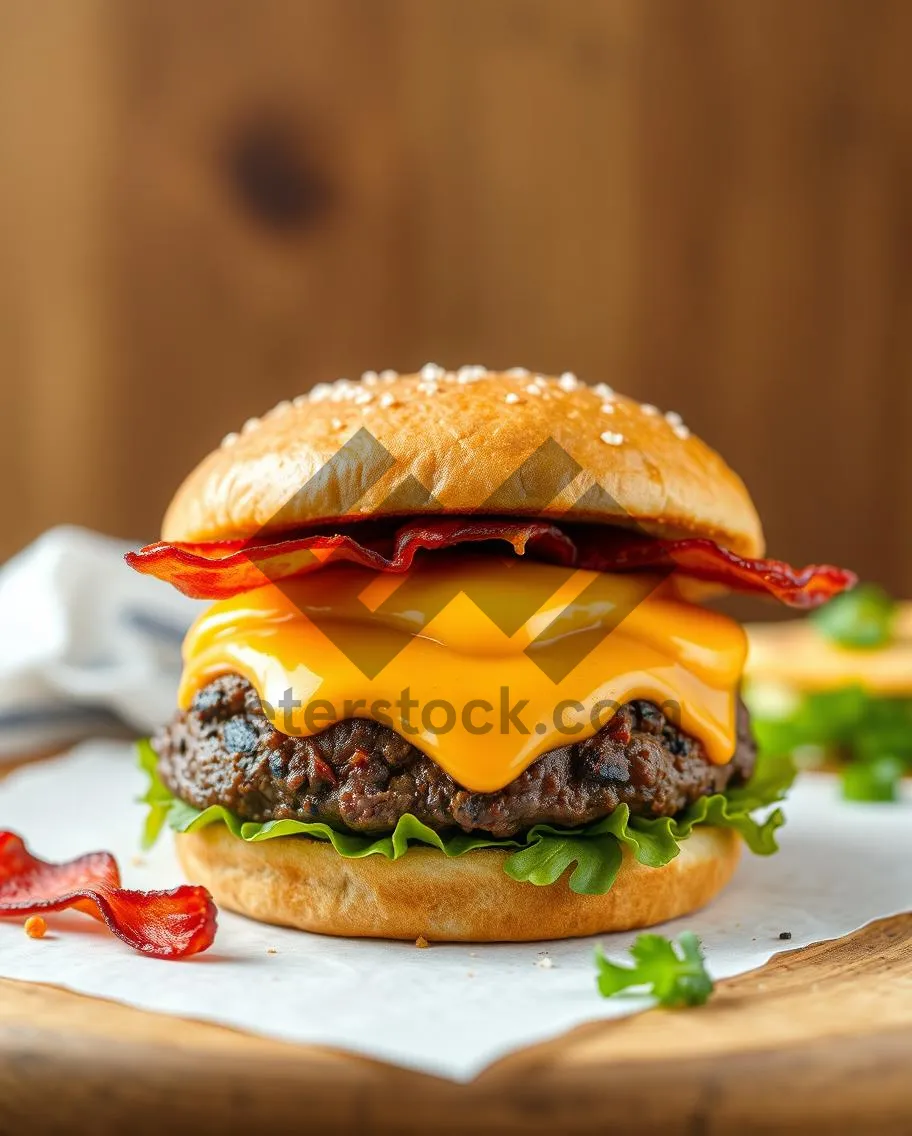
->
[745,587,912,800]
[129,366,854,940]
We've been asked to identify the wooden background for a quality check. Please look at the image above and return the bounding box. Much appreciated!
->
[1,0,911,593]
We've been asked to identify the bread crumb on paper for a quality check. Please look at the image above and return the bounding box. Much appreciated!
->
[266,947,278,955]
[415,935,429,949]
[24,916,47,940]
[535,956,554,970]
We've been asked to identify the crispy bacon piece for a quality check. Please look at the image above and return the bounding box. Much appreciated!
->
[567,529,857,609]
[0,833,216,959]
[126,519,576,599]
[125,517,855,609]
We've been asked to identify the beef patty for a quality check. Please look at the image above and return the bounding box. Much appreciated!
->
[153,674,756,839]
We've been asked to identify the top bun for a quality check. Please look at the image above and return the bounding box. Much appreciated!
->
[163,366,764,558]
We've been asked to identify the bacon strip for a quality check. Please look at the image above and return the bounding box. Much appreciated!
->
[567,529,857,609]
[0,832,216,959]
[125,518,855,609]
[126,520,577,599]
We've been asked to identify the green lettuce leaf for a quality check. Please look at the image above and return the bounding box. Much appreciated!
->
[138,738,174,850]
[595,931,714,1007]
[745,680,912,785]
[841,756,904,803]
[136,741,793,896]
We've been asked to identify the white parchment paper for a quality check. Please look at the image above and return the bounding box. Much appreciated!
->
[0,742,908,1082]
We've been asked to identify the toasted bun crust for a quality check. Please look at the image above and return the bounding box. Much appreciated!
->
[163,368,764,558]
[175,825,740,942]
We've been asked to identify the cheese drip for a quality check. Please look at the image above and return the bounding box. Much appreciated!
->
[178,557,747,793]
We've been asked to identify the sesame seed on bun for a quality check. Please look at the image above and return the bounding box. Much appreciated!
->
[163,367,764,558]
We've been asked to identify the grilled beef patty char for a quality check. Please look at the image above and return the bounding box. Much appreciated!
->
[156,674,757,838]
[154,675,756,839]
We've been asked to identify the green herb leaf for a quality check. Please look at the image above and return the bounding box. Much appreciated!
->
[812,583,897,650]
[595,931,714,1007]
[840,756,904,803]
[136,742,793,897]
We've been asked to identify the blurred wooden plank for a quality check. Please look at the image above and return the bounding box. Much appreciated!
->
[633,0,912,589]
[112,0,413,536]
[0,0,119,545]
[393,0,643,378]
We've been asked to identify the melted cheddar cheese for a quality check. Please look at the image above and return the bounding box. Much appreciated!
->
[179,556,747,793]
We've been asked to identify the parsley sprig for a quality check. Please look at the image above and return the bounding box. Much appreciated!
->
[595,932,714,1007]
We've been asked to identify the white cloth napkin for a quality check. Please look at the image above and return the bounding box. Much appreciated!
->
[0,527,199,757]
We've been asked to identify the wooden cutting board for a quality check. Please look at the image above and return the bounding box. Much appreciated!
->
[0,913,909,1134]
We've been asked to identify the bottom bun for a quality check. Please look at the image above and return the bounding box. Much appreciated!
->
[176,824,740,942]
